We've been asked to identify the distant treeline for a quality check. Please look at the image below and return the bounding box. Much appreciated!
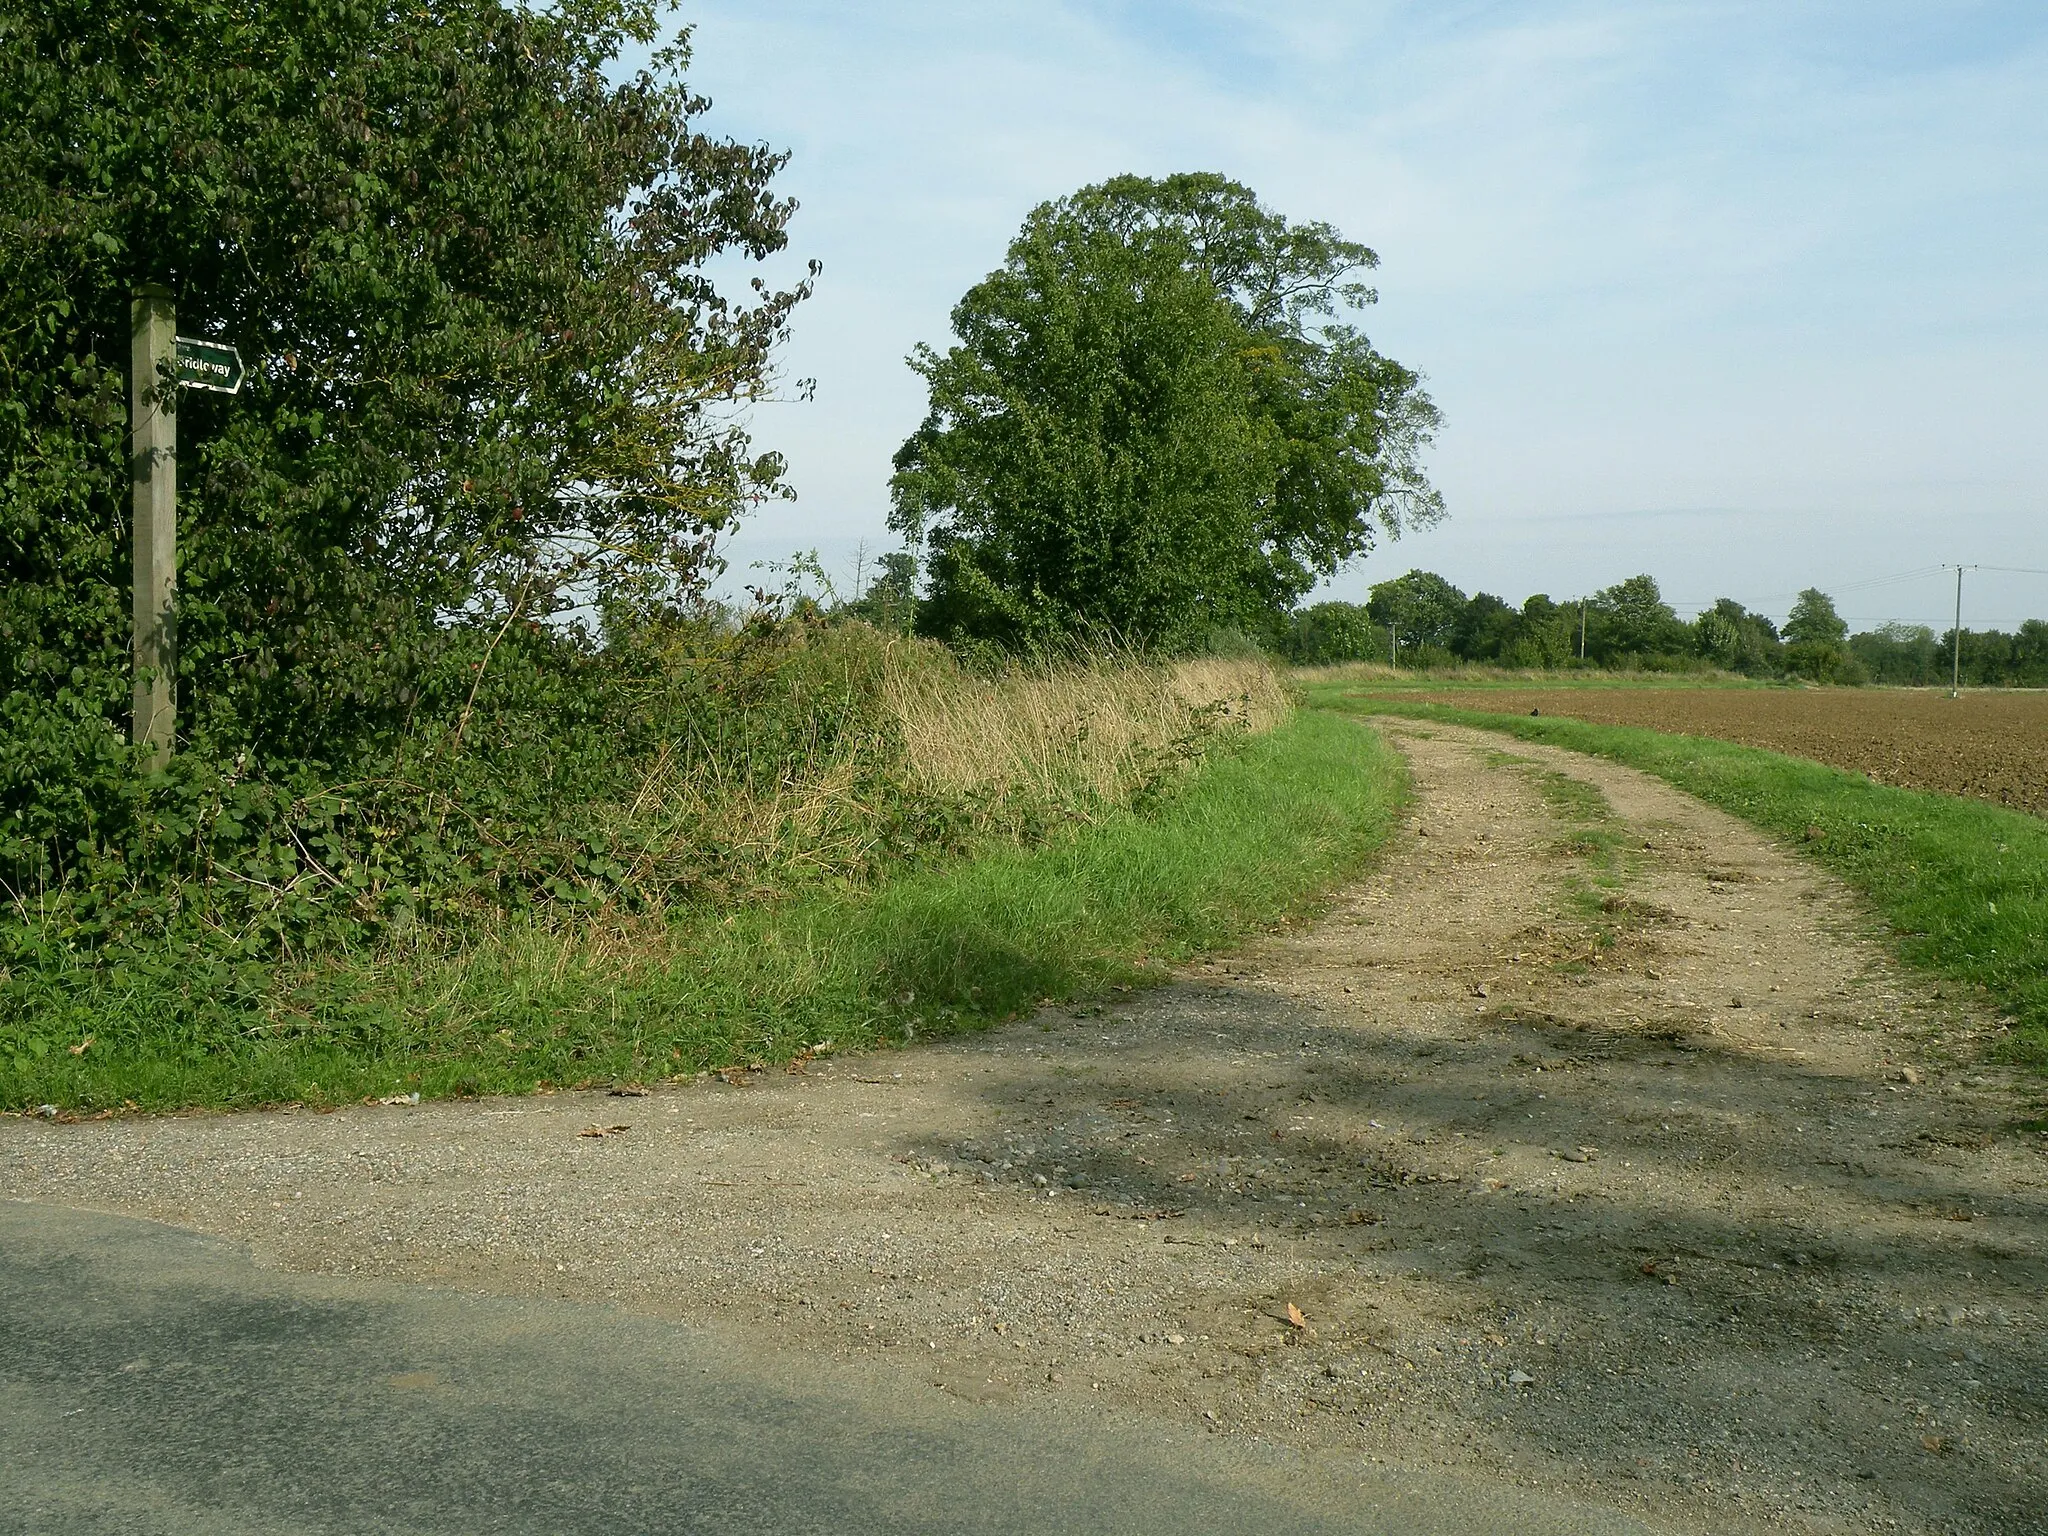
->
[1280,571,2048,687]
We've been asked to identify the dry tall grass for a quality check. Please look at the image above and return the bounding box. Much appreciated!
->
[587,634,1293,913]
[886,646,1291,808]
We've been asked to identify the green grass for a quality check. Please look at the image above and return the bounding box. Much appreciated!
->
[1319,691,2048,1068]
[7,710,1405,1113]
[1478,749,1643,955]
[1529,767,1635,902]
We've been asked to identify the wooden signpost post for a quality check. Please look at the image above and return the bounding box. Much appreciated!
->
[129,286,243,769]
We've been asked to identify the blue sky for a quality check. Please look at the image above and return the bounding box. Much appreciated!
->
[670,1,2048,631]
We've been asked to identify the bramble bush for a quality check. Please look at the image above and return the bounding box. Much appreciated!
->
[2,0,818,949]
[0,618,1289,1094]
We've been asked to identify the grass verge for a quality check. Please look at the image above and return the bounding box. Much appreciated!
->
[1323,694,2048,1069]
[9,710,1404,1113]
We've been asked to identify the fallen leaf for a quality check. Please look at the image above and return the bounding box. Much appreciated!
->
[1285,1303,1307,1330]
[1921,1433,1947,1454]
[67,1037,94,1056]
[608,1084,650,1097]
[376,1092,420,1107]
[578,1124,631,1138]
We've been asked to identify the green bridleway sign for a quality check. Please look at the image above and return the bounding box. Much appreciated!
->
[175,336,243,393]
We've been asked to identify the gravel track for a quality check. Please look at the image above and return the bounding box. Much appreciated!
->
[7,722,2045,1534]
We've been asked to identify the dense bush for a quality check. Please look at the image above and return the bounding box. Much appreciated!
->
[1284,601,1390,666]
[1,622,1288,1089]
[2,0,814,944]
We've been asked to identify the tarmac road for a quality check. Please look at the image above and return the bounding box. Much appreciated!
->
[0,1202,1654,1536]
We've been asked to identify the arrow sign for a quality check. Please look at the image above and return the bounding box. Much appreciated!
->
[174,337,244,394]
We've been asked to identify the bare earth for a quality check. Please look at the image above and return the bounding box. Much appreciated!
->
[1394,685,2048,819]
[7,723,2046,1534]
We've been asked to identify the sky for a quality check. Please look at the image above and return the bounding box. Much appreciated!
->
[666,1,2048,632]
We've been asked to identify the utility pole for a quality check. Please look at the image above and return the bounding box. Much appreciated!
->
[1389,623,1398,668]
[131,286,177,771]
[1949,564,1975,698]
[1579,603,1587,661]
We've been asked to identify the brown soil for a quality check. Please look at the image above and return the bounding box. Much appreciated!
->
[7,723,2046,1534]
[1394,685,2048,818]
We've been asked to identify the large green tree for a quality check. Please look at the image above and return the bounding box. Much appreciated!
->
[888,173,1441,649]
[2,0,808,763]
[2,0,810,893]
[1584,574,1689,661]
[1783,588,1860,682]
[1783,588,1849,648]
[1692,598,1782,675]
[1365,569,1466,656]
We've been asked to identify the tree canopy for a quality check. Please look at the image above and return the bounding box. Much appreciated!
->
[3,0,808,749]
[2,0,809,895]
[1365,569,1466,655]
[1276,570,2048,688]
[1586,575,1689,660]
[1783,587,1859,681]
[1784,588,1850,648]
[888,173,1441,650]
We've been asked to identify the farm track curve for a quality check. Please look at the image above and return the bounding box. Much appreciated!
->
[6,721,2045,1534]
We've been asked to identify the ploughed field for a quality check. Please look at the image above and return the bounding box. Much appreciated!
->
[1395,684,2048,818]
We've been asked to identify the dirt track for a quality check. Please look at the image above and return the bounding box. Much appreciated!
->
[7,723,2046,1534]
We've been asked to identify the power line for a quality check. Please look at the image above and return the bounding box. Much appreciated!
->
[1660,561,2042,617]
[1830,565,1954,594]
